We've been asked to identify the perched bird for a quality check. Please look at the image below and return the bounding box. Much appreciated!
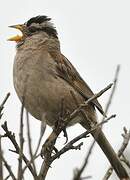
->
[9,15,128,179]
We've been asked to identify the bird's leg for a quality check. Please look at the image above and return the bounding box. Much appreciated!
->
[41,117,64,158]
[41,98,70,158]
[41,130,58,159]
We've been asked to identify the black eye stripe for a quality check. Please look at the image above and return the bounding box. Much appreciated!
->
[28,26,40,33]
[28,26,58,39]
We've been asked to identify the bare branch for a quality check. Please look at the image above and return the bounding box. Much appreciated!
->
[4,174,11,180]
[0,93,10,179]
[1,154,16,180]
[1,121,37,179]
[52,115,115,162]
[0,93,10,111]
[103,127,130,180]
[73,141,95,180]
[38,114,115,180]
[26,110,37,175]
[17,100,24,180]
[65,83,113,124]
[121,154,130,169]
[103,64,120,118]
[0,93,10,119]
[34,121,46,158]
[81,83,113,109]
[22,153,40,174]
[0,136,3,180]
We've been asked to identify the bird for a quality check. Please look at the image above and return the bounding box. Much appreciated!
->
[8,15,129,179]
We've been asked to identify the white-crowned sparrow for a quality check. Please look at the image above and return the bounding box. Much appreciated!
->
[8,15,128,179]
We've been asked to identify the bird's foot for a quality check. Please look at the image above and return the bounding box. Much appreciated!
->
[41,132,58,159]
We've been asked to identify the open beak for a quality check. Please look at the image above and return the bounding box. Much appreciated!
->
[8,24,24,42]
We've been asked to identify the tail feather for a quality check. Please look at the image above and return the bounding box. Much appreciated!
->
[80,121,129,179]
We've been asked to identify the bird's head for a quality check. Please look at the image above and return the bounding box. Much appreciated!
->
[8,15,58,43]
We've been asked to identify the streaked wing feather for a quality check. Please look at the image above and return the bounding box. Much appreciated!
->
[50,51,104,115]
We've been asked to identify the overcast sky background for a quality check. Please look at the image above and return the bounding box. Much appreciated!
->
[0,1,130,179]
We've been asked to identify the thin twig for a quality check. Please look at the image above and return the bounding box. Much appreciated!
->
[0,93,10,179]
[18,100,24,180]
[121,154,130,169]
[0,136,3,180]
[34,133,44,158]
[0,93,10,111]
[118,127,130,157]
[51,115,115,161]
[0,93,10,119]
[23,123,46,174]
[4,174,11,180]
[73,141,95,180]
[66,83,113,124]
[1,121,37,178]
[22,153,40,174]
[1,154,16,180]
[79,83,113,110]
[26,110,37,175]
[103,64,120,120]
[103,127,130,180]
[34,121,46,158]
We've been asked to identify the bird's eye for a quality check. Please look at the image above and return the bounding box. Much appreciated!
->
[28,26,38,33]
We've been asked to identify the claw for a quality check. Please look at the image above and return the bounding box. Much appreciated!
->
[63,128,68,144]
[53,146,58,154]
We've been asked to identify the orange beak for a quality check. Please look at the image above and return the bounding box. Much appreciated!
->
[8,24,24,42]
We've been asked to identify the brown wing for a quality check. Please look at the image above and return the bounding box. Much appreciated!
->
[49,51,104,115]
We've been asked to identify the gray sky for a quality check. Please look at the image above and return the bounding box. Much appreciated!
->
[0,0,130,179]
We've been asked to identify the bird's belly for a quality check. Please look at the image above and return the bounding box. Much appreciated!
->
[14,76,45,121]
[13,69,84,127]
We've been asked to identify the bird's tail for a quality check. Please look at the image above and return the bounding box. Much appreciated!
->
[80,120,129,179]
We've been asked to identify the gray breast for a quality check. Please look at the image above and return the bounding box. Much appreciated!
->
[13,34,85,126]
